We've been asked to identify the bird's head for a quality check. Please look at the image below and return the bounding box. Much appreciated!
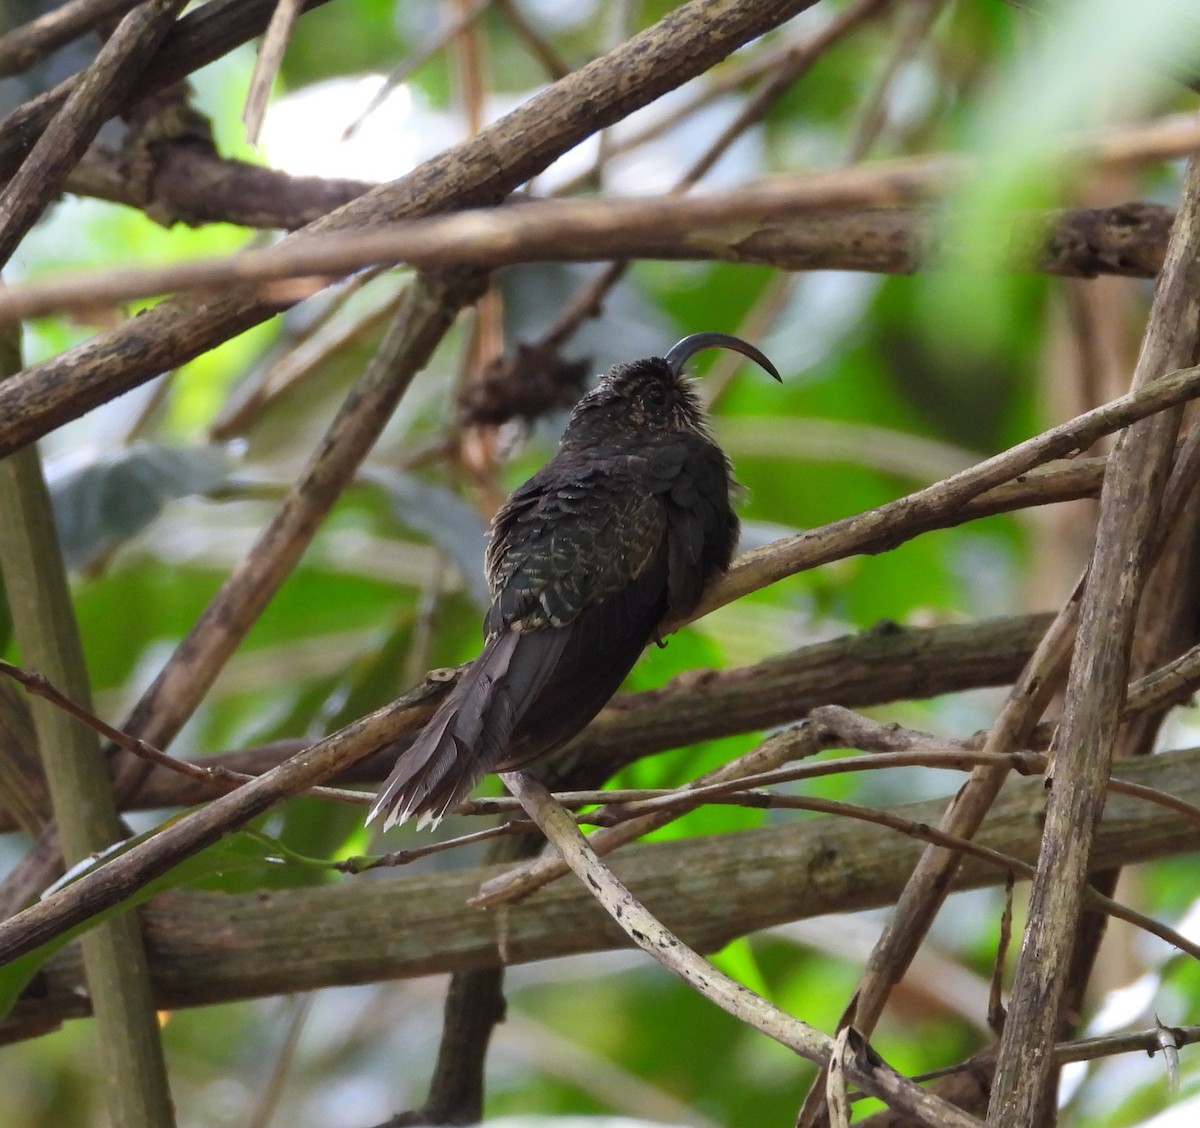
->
[562,333,780,449]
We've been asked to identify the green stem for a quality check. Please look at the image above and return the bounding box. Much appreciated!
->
[0,323,175,1127]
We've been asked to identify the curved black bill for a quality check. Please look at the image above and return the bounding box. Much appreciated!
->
[663,332,782,382]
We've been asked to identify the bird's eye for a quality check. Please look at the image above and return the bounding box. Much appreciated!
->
[643,382,670,409]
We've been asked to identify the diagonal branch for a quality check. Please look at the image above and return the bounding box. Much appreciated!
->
[501,770,983,1128]
[987,150,1200,1126]
[0,0,143,78]
[0,0,188,268]
[111,270,482,777]
[0,0,819,459]
[0,0,337,178]
[0,672,449,966]
[695,363,1200,624]
[241,0,304,145]
[9,741,1200,1042]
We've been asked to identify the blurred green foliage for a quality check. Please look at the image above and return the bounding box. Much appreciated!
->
[4,0,1200,1125]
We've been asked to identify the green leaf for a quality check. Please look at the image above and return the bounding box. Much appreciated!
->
[0,823,335,1021]
[49,443,232,569]
[363,465,490,610]
[708,936,771,999]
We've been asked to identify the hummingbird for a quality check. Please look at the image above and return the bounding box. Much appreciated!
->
[368,332,780,829]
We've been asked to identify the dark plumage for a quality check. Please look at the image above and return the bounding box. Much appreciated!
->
[367,333,780,829]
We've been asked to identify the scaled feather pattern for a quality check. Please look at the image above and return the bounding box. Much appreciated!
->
[368,334,779,829]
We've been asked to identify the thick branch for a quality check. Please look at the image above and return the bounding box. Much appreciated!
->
[0,0,846,457]
[0,0,187,268]
[988,152,1200,1126]
[9,742,1200,1042]
[0,326,174,1126]
[0,0,143,78]
[0,0,336,178]
[106,612,1050,816]
[69,142,372,229]
[0,199,1175,324]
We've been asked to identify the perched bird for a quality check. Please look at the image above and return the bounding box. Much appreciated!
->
[368,333,780,829]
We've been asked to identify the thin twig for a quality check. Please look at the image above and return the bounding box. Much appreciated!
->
[0,658,365,805]
[913,1022,1200,1081]
[795,589,1080,1128]
[209,282,404,440]
[0,675,448,965]
[842,0,944,164]
[990,875,1015,1033]
[338,821,526,873]
[769,791,1200,963]
[242,0,303,145]
[500,770,984,1128]
[0,0,142,78]
[247,994,314,1128]
[696,366,1200,623]
[341,0,493,141]
[704,273,798,408]
[989,146,1200,1128]
[494,0,571,80]
[0,0,188,269]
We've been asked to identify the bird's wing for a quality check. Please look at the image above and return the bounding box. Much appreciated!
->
[485,460,669,635]
[370,463,670,828]
[662,439,738,619]
[495,535,671,771]
[486,458,685,772]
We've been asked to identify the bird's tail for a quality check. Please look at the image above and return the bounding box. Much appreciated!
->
[366,627,568,829]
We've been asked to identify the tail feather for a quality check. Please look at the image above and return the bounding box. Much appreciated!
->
[366,627,568,828]
[370,709,462,830]
[496,551,670,772]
